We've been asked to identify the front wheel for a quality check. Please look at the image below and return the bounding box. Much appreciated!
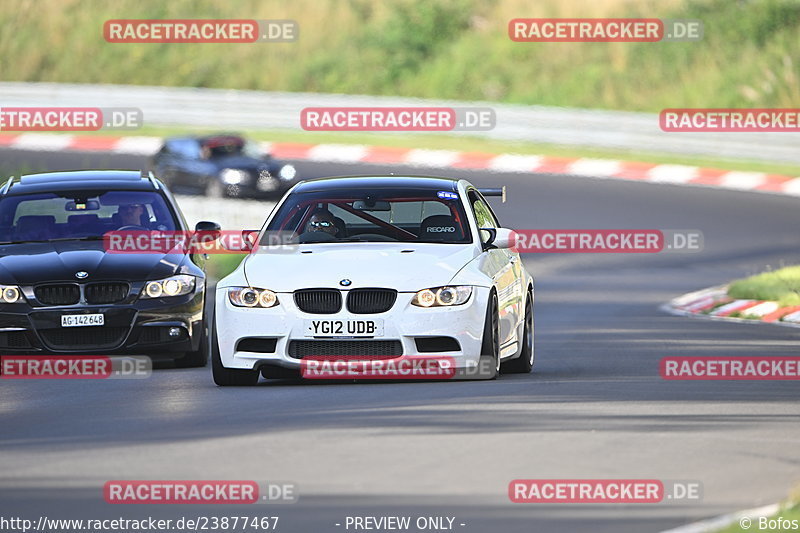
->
[174,324,209,368]
[501,294,534,374]
[478,292,500,380]
[211,312,259,386]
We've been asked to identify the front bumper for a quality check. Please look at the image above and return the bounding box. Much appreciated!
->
[215,286,491,371]
[0,291,204,357]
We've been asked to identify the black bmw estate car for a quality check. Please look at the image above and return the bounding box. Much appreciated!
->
[151,134,298,198]
[0,170,218,367]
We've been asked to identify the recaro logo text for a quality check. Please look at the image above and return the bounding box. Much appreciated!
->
[427,227,456,233]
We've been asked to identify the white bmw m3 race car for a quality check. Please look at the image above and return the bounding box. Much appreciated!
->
[212,175,534,385]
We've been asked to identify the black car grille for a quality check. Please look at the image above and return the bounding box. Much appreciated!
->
[346,288,397,314]
[84,282,130,304]
[0,331,31,349]
[33,283,129,306]
[85,282,129,304]
[294,289,342,314]
[288,340,403,358]
[35,284,80,306]
[39,326,128,350]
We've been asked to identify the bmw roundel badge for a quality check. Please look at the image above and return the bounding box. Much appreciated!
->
[75,271,89,279]
[339,279,352,287]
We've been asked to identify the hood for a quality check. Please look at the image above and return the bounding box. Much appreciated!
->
[243,243,478,292]
[0,241,185,285]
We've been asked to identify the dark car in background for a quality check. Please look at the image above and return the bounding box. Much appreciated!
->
[0,170,219,367]
[151,134,298,198]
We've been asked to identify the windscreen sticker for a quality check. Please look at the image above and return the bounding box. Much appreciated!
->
[437,191,459,200]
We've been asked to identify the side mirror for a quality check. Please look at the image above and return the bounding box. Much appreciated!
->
[480,227,517,250]
[479,228,497,247]
[192,221,221,256]
[195,221,221,232]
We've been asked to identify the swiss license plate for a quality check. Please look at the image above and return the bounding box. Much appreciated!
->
[61,314,104,328]
[305,319,383,338]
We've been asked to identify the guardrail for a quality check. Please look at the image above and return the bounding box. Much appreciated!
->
[1,82,799,164]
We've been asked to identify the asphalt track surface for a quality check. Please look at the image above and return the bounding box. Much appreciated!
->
[1,148,800,533]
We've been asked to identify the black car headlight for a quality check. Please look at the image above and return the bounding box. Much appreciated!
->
[0,285,24,304]
[141,275,196,299]
[228,287,279,308]
[278,164,296,181]
[220,168,248,185]
[411,286,472,307]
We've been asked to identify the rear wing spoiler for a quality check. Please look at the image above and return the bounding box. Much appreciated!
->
[477,186,506,203]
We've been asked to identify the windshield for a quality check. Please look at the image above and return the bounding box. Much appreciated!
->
[201,137,262,159]
[262,187,471,244]
[0,190,179,243]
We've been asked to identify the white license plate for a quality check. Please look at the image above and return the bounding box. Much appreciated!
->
[61,314,105,327]
[305,319,383,338]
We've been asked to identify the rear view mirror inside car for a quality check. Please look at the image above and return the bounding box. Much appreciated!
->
[65,199,100,211]
[352,199,391,211]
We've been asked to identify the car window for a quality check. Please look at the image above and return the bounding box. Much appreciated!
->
[0,190,179,243]
[469,191,498,229]
[263,188,472,244]
[202,137,246,158]
[328,200,450,225]
[167,139,201,160]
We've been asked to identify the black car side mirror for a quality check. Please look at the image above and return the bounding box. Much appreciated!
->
[195,221,221,232]
[480,228,497,250]
[192,221,222,258]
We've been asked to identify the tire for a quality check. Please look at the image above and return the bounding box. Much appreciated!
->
[478,292,500,380]
[211,311,259,386]
[174,323,209,368]
[205,179,225,198]
[501,293,534,374]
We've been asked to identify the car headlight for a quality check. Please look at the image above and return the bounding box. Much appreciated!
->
[228,287,279,308]
[411,286,472,307]
[278,164,296,181]
[220,168,248,185]
[0,285,24,303]
[141,275,196,299]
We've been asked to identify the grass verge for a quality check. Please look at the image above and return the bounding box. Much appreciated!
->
[3,0,799,112]
[206,254,246,281]
[727,266,800,308]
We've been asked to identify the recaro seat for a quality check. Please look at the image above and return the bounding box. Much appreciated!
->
[419,214,463,241]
